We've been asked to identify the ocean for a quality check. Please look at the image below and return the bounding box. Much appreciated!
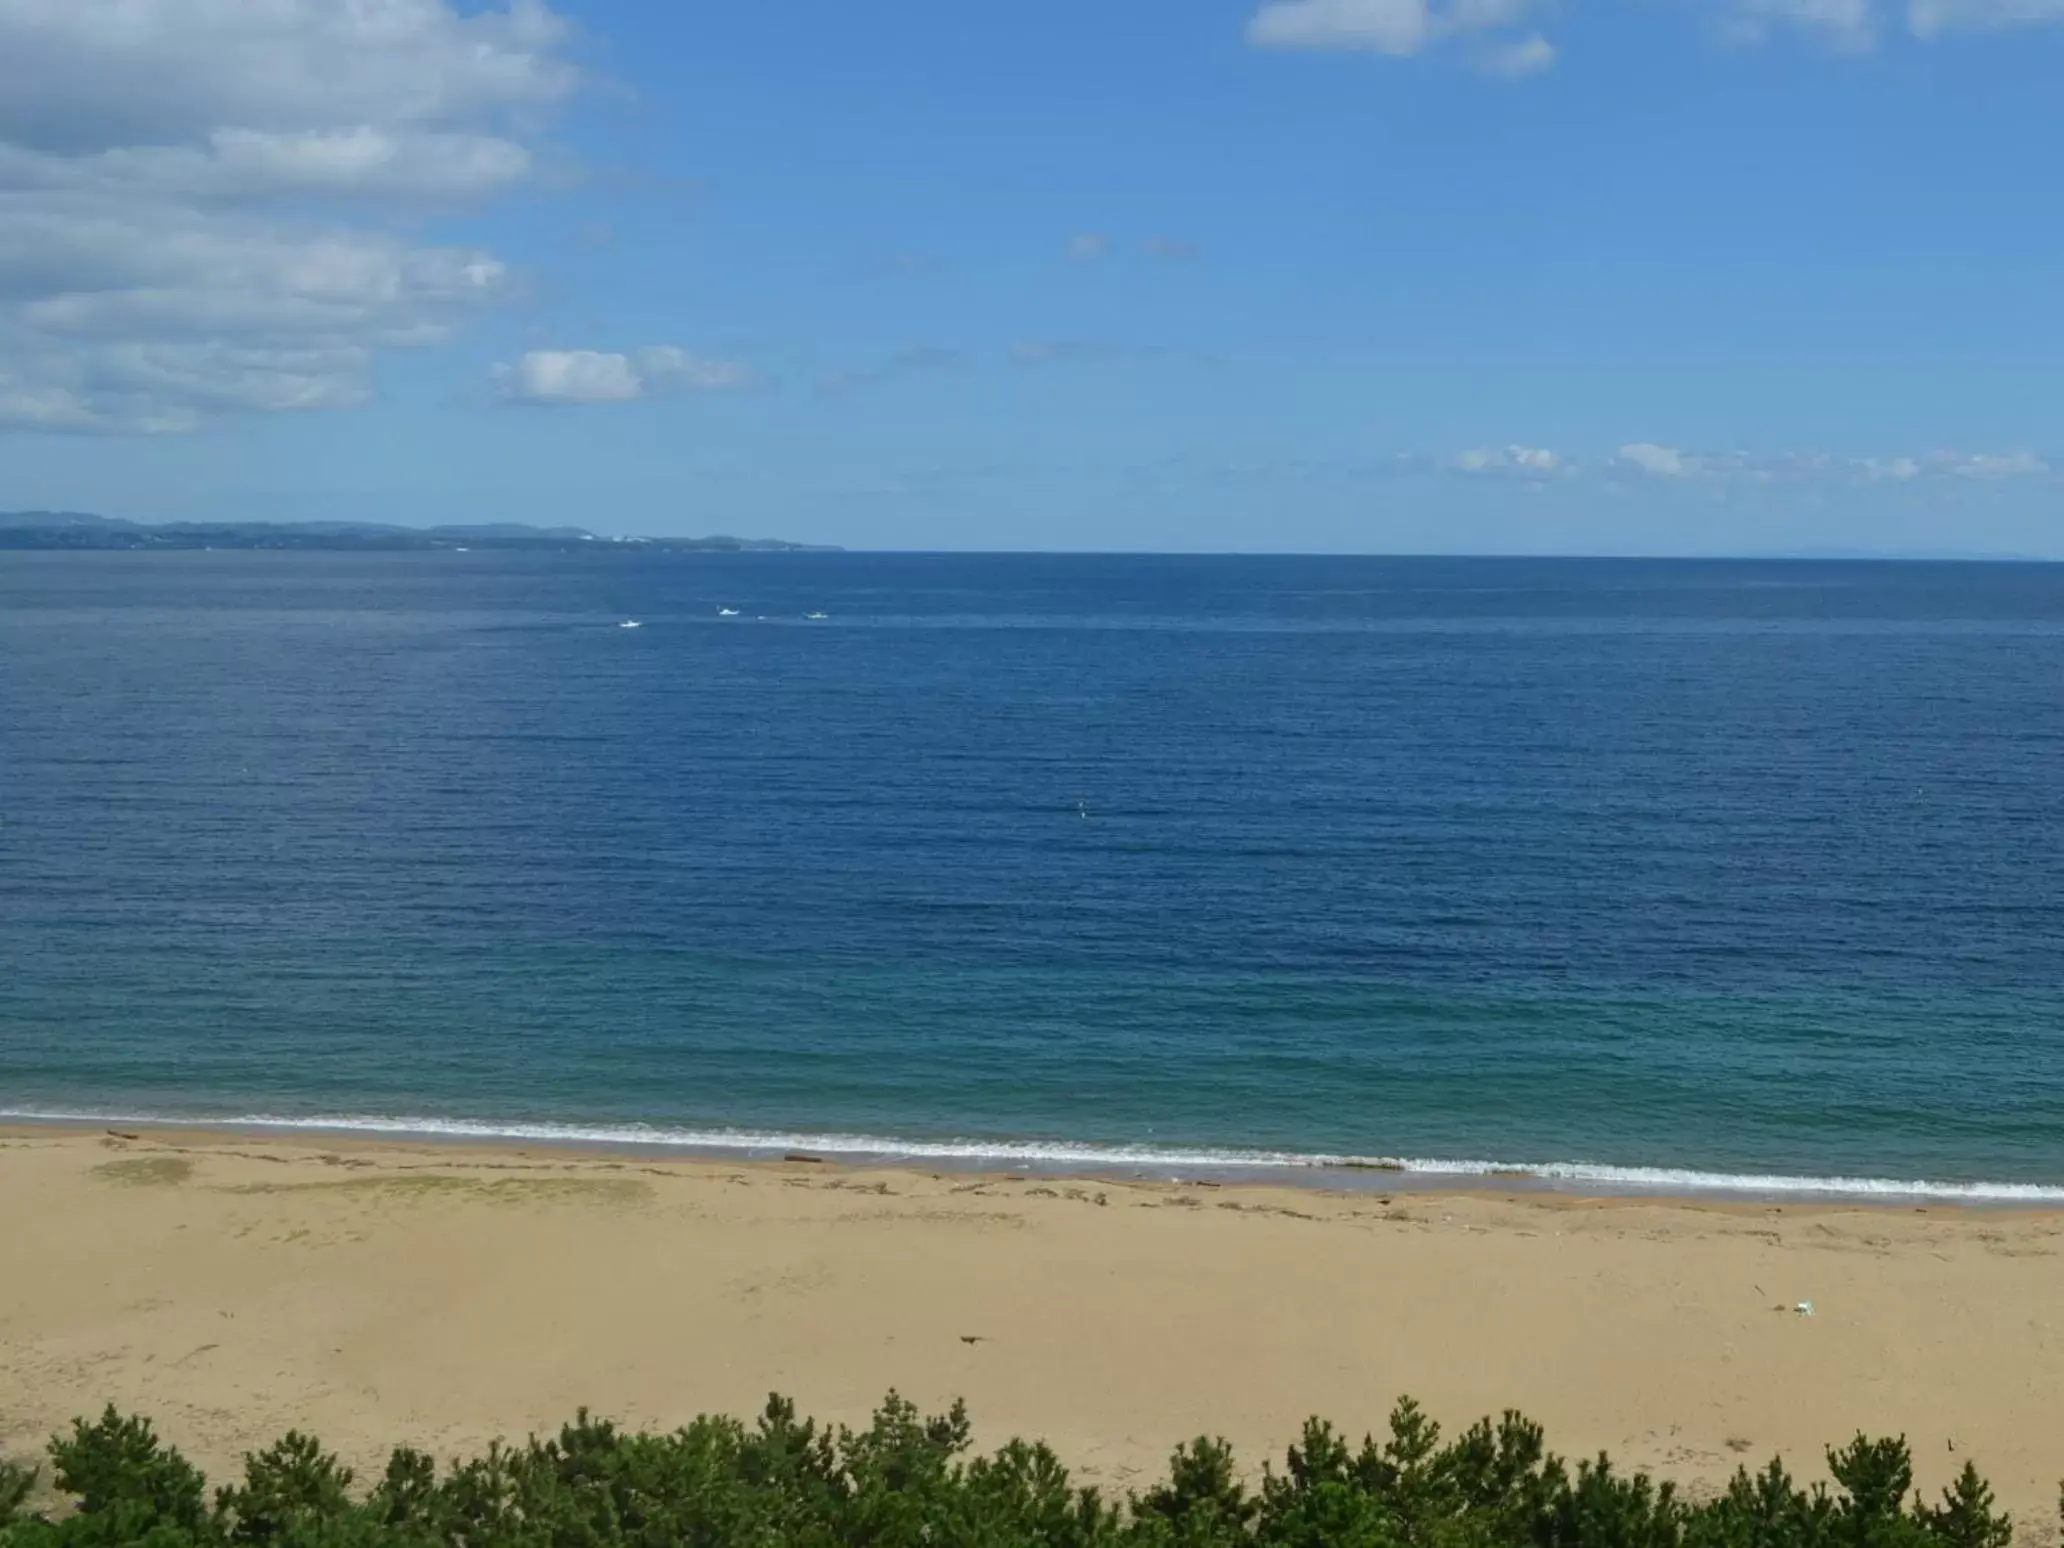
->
[2,551,2060,1200]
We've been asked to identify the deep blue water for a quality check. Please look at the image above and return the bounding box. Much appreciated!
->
[3,551,2061,1197]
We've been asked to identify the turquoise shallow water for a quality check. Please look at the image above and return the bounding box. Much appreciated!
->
[2,552,2060,1198]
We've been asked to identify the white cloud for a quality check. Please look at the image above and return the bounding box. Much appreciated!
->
[1615,442,1699,477]
[0,338,382,434]
[638,347,758,394]
[493,347,756,406]
[1942,450,2050,479]
[1249,0,1533,57]
[495,350,639,405]
[1589,444,2054,485]
[1067,234,1110,262]
[0,130,534,204]
[1252,0,1439,52]
[0,0,579,434]
[1449,444,1565,475]
[1724,0,2064,45]
[1,206,509,340]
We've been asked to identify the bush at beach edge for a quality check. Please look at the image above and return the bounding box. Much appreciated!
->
[0,1393,2054,1548]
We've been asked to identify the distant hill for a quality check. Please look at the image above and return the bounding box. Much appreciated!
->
[0,512,838,553]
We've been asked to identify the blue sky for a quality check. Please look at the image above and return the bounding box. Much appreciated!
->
[0,0,2059,553]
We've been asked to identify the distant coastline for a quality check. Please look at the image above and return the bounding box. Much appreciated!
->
[3,514,2053,560]
[0,510,837,553]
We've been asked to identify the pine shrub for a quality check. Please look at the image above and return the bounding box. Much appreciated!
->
[0,1395,2038,1548]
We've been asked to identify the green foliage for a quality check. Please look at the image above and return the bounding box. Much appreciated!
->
[1919,1464,2010,1548]
[1139,1436,1253,1545]
[0,1395,2044,1548]
[217,1433,355,1546]
[49,1407,211,1532]
[0,1461,36,1527]
[1539,1456,1684,1548]
[1827,1436,1923,1548]
[1689,1457,1831,1548]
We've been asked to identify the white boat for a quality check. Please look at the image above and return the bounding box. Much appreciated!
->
[717,606,740,617]
[803,611,829,620]
[618,619,642,630]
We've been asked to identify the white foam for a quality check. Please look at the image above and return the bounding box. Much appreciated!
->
[7,1107,2061,1203]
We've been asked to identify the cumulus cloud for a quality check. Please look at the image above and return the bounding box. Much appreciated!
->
[0,0,575,153]
[493,347,756,406]
[1614,442,1699,476]
[0,0,579,434]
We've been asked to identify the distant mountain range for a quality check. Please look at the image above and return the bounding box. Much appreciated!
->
[0,511,837,553]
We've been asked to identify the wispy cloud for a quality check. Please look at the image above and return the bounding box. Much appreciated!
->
[1947,450,2050,478]
[816,345,968,397]
[492,347,757,406]
[1248,0,2064,73]
[1908,0,2064,33]
[1480,33,1558,73]
[1420,442,2057,485]
[1067,234,1110,262]
[1447,444,1568,477]
[1723,0,2064,46]
[1722,0,1876,47]
[1143,237,1202,262]
[1248,0,1543,66]
[860,251,947,280]
[1010,339,1130,365]
[1618,445,2056,482]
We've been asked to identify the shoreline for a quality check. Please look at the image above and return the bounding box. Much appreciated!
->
[4,1124,2062,1532]
[12,1117,2064,1226]
[6,1108,2063,1209]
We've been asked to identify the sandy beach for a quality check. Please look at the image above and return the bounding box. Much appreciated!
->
[2,1127,2059,1533]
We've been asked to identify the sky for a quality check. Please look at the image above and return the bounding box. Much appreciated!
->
[0,0,2059,554]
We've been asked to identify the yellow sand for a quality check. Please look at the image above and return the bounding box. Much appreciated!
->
[2,1128,2059,1535]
